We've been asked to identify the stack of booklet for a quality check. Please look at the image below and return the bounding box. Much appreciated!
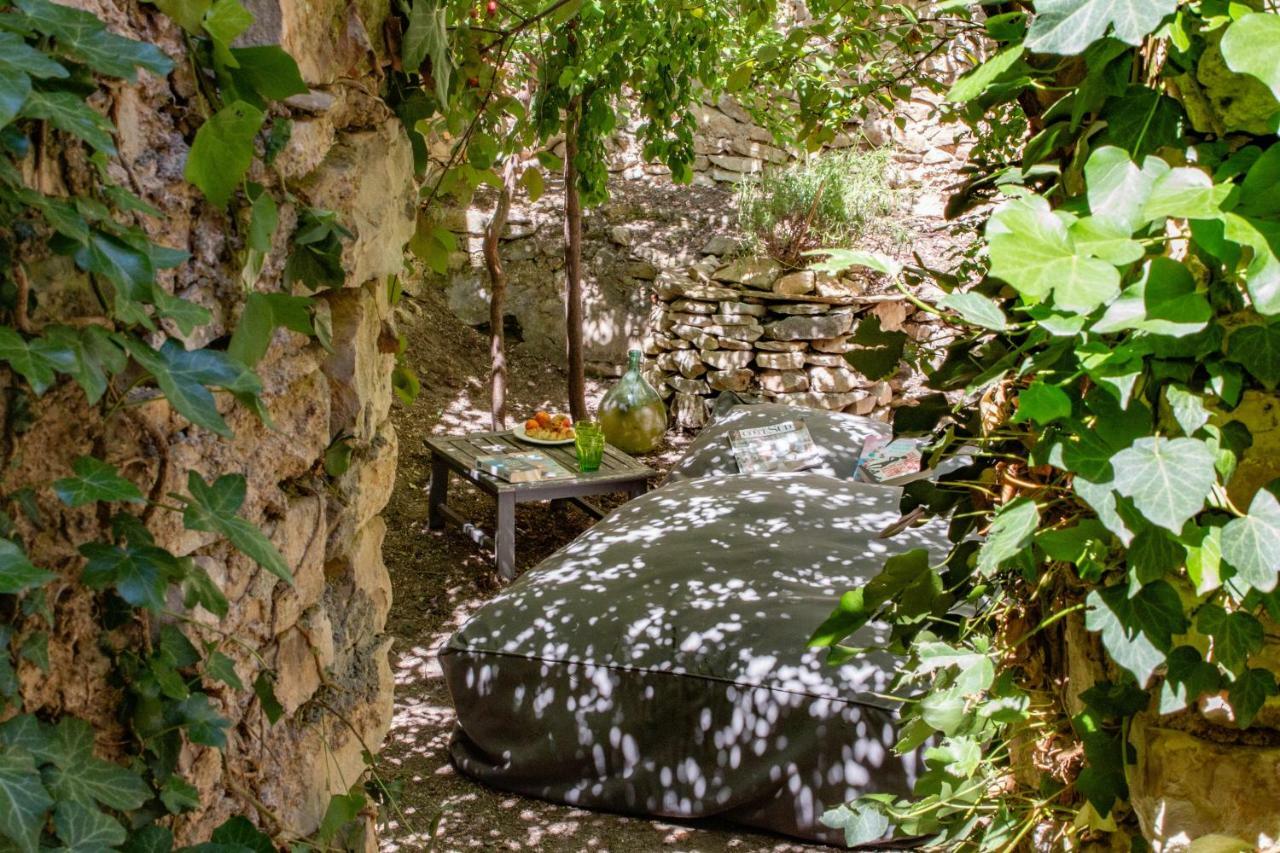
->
[474,450,573,483]
[854,435,925,484]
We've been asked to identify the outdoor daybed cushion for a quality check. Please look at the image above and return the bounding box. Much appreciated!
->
[666,403,891,483]
[441,472,952,844]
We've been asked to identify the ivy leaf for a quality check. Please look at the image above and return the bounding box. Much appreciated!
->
[1222,214,1280,316]
[1111,436,1216,532]
[520,166,544,202]
[1086,580,1187,687]
[39,325,126,406]
[1098,86,1184,160]
[124,338,262,438]
[947,44,1024,103]
[1226,323,1280,388]
[150,0,210,33]
[1220,13,1280,102]
[227,292,314,368]
[79,541,183,612]
[1085,146,1162,231]
[316,791,366,844]
[253,671,284,724]
[52,800,125,850]
[1221,487,1280,594]
[210,815,276,851]
[0,539,55,595]
[1092,258,1210,338]
[19,89,115,153]
[0,327,59,395]
[977,498,1039,576]
[1197,604,1264,673]
[183,472,293,585]
[408,0,451,108]
[1140,167,1233,221]
[0,30,69,80]
[0,67,31,129]
[53,456,144,507]
[176,692,228,747]
[1159,646,1221,714]
[184,100,265,207]
[203,650,244,691]
[1025,0,1177,54]
[159,775,200,814]
[201,0,253,67]
[15,0,172,79]
[0,749,53,853]
[224,45,308,103]
[182,560,229,618]
[937,291,1008,331]
[1012,381,1072,425]
[820,802,890,846]
[246,186,278,254]
[1228,667,1278,728]
[74,231,155,305]
[803,248,902,277]
[1069,215,1144,265]
[987,195,1119,312]
[1127,526,1184,588]
[1164,385,1211,436]
[843,315,906,381]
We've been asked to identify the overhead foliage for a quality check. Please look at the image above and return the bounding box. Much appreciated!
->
[810,0,1280,848]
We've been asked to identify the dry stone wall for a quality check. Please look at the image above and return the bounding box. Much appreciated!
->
[645,257,929,429]
[5,0,412,842]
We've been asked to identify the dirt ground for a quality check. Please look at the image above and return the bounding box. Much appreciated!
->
[376,284,824,852]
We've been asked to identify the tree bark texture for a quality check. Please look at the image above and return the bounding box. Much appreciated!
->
[563,94,587,421]
[485,157,517,430]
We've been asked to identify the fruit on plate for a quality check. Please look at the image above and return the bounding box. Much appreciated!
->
[523,411,575,441]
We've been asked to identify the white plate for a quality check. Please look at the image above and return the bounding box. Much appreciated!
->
[513,423,576,445]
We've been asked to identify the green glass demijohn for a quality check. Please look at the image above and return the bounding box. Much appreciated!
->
[599,349,667,454]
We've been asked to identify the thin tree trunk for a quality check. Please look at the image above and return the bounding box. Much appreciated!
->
[562,94,587,421]
[485,157,518,431]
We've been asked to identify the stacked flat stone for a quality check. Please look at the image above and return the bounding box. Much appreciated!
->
[644,256,907,430]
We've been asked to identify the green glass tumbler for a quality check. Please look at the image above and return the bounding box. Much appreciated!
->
[575,421,605,472]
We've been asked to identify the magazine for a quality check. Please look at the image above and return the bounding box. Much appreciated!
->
[474,450,574,483]
[728,419,823,474]
[855,435,924,484]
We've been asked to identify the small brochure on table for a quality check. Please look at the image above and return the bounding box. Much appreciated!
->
[855,435,924,484]
[728,419,823,474]
[474,450,574,483]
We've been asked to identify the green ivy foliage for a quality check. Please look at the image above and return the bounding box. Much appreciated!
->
[813,1,1280,848]
[0,0,379,847]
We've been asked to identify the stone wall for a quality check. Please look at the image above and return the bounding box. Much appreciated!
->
[644,258,929,429]
[5,0,412,842]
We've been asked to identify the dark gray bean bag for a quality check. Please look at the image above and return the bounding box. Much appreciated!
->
[666,404,891,484]
[441,473,951,843]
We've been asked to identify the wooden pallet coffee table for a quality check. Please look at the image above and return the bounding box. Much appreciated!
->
[425,430,656,579]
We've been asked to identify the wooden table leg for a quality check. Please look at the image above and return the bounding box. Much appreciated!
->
[495,491,516,580]
[427,453,450,530]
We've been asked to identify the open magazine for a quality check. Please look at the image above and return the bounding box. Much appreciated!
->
[728,419,823,474]
[854,435,924,485]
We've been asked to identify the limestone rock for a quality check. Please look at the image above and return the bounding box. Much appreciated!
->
[808,366,862,393]
[241,0,387,86]
[715,324,764,342]
[773,270,816,296]
[756,352,806,370]
[718,301,768,318]
[298,121,416,289]
[708,153,762,175]
[755,340,808,352]
[707,369,754,392]
[713,257,781,290]
[274,626,322,715]
[872,300,910,332]
[271,495,327,634]
[767,391,868,410]
[670,299,716,314]
[758,370,809,394]
[764,313,853,341]
[655,279,742,301]
[668,349,707,378]
[769,303,828,315]
[672,393,709,429]
[322,281,395,440]
[717,338,753,351]
[812,336,852,353]
[668,376,710,395]
[701,349,754,370]
[805,353,846,367]
[1129,720,1280,850]
[701,235,741,256]
[668,312,714,327]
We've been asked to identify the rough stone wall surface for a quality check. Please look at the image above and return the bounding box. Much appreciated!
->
[5,0,411,841]
[429,87,968,377]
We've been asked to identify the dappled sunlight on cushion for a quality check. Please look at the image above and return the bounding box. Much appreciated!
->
[440,472,951,844]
